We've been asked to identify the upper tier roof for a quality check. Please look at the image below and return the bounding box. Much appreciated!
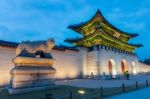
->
[68,9,138,38]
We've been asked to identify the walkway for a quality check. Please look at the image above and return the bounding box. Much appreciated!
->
[56,75,150,88]
[106,87,150,99]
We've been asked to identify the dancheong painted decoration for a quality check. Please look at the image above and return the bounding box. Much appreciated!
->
[65,10,143,52]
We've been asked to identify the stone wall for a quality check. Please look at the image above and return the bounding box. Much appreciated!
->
[138,62,150,73]
[82,46,139,76]
[0,45,150,87]
[0,47,81,86]
[98,46,139,75]
[51,49,81,79]
[0,47,16,86]
[87,50,99,75]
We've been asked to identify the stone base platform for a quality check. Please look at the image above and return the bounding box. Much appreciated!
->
[9,56,56,94]
[8,85,57,95]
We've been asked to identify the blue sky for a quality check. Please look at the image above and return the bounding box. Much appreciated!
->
[0,0,149,60]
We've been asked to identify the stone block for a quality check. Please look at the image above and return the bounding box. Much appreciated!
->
[9,57,56,93]
[12,74,54,82]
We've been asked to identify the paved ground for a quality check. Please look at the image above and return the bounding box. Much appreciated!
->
[56,75,150,88]
[106,87,150,99]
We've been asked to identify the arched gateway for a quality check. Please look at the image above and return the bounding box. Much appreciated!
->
[121,59,128,74]
[108,61,112,74]
[108,59,117,75]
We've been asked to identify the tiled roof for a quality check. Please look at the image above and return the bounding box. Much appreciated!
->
[54,45,78,51]
[65,29,143,48]
[68,9,139,38]
[0,40,19,48]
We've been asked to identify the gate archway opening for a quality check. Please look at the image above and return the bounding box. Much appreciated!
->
[121,59,128,74]
[108,59,117,75]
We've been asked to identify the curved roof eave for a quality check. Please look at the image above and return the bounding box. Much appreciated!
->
[65,31,142,48]
[68,9,139,38]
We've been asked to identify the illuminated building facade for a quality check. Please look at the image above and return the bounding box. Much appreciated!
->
[65,10,143,76]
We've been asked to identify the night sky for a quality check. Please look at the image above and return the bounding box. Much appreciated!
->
[0,0,149,60]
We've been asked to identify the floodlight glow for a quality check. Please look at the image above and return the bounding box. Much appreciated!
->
[78,90,85,95]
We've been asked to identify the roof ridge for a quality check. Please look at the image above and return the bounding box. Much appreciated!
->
[68,9,139,38]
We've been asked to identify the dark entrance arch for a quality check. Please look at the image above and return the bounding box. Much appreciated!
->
[108,61,112,74]
[108,59,116,75]
[121,59,128,74]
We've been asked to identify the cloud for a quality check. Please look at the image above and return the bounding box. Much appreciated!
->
[0,0,149,59]
[106,7,150,32]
